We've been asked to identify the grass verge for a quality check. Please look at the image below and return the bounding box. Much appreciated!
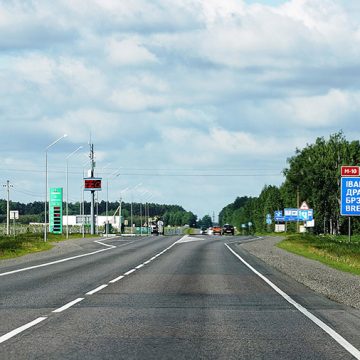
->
[277,234,360,275]
[0,233,97,260]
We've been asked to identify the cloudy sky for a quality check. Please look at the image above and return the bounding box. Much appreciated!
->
[1,0,360,220]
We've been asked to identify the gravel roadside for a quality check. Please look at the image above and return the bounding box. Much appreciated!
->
[238,236,360,310]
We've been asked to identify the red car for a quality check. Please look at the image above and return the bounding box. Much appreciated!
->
[212,226,222,235]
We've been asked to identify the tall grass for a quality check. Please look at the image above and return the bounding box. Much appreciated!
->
[0,232,95,259]
[277,234,360,275]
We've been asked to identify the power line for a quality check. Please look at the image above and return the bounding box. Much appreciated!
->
[0,167,282,177]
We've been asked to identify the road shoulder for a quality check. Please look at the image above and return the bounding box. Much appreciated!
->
[0,236,103,270]
[236,236,360,310]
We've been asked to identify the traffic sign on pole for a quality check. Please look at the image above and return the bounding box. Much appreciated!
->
[300,201,309,210]
[341,177,360,216]
[341,166,360,177]
[284,208,299,222]
[298,209,313,221]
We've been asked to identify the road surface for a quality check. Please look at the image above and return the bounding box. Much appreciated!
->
[0,235,359,359]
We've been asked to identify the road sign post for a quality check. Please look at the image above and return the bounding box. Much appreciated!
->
[340,175,360,242]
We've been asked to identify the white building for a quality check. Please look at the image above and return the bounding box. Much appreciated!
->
[62,215,121,229]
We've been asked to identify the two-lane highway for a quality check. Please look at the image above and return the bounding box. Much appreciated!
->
[1,235,359,359]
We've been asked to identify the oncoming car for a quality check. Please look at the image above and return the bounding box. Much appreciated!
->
[222,224,235,235]
[212,226,222,235]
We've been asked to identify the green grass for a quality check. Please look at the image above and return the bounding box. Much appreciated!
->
[277,234,360,275]
[0,233,98,260]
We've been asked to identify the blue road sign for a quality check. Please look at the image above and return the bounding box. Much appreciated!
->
[284,208,299,222]
[274,210,282,220]
[298,209,313,221]
[341,177,360,216]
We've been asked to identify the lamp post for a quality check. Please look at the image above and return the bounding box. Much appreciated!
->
[143,193,154,236]
[130,183,142,234]
[44,134,67,242]
[138,189,152,236]
[66,146,83,239]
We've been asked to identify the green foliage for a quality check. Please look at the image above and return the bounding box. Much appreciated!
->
[198,215,213,229]
[219,132,360,236]
[281,131,360,234]
[0,232,97,259]
[0,198,195,228]
[0,233,51,259]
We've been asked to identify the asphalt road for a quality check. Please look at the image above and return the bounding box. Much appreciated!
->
[0,235,359,359]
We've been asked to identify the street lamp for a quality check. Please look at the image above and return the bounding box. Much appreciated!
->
[66,146,83,239]
[44,134,68,242]
[143,193,154,236]
[138,189,152,236]
[130,183,142,234]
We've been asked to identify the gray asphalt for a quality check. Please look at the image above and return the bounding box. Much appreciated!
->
[0,235,359,359]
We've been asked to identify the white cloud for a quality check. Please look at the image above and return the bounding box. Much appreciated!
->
[110,88,168,112]
[2,0,360,217]
[106,37,158,66]
[280,89,360,126]
[39,109,123,143]
[13,54,55,85]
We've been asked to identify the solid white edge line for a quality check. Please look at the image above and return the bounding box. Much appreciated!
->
[0,238,181,345]
[0,238,126,277]
[52,298,84,313]
[0,317,47,344]
[0,248,111,277]
[86,284,108,295]
[224,243,360,360]
[124,269,136,276]
[109,275,124,283]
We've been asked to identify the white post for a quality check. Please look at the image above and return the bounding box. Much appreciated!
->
[106,179,109,236]
[6,180,10,236]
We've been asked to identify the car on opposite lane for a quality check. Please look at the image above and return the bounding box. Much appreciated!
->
[222,224,235,235]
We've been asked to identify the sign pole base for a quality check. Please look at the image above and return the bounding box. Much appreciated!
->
[349,216,351,243]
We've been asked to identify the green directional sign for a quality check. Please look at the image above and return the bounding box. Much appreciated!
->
[49,187,63,234]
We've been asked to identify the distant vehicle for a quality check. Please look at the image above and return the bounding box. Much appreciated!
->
[222,224,235,235]
[212,225,222,235]
[150,223,158,235]
[157,220,164,235]
[200,227,207,235]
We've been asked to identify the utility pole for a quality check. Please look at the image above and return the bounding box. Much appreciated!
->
[89,142,96,235]
[119,197,122,235]
[297,186,300,233]
[2,180,13,236]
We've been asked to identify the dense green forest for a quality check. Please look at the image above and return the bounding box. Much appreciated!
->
[0,199,199,227]
[219,132,360,235]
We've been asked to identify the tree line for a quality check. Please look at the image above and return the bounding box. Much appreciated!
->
[0,199,200,227]
[219,132,360,235]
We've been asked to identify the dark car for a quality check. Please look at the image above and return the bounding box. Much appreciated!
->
[222,224,234,235]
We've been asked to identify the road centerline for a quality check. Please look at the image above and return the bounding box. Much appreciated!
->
[0,317,48,344]
[52,298,85,313]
